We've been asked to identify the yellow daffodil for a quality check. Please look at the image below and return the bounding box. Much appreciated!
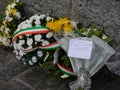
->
[46,17,73,33]
[63,22,73,33]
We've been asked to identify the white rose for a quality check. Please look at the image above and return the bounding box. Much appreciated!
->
[37,51,43,57]
[34,34,42,42]
[28,61,34,65]
[32,56,37,63]
[46,32,53,38]
[42,41,50,46]
[27,38,33,46]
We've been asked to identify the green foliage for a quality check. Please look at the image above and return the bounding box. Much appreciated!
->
[103,37,113,43]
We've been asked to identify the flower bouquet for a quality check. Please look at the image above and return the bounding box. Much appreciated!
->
[46,17,116,89]
[0,0,23,47]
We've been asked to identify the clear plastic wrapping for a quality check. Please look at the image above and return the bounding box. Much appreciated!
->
[59,35,116,90]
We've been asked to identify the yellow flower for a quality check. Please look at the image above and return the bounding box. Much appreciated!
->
[9,9,17,15]
[3,20,7,27]
[2,32,7,37]
[63,22,73,33]
[46,17,73,33]
[46,18,61,33]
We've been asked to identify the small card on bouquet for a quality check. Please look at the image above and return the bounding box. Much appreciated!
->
[68,39,93,60]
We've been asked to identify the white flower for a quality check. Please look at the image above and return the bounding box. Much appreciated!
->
[6,16,13,22]
[19,36,23,39]
[5,10,9,17]
[0,35,2,41]
[26,46,32,50]
[13,50,18,55]
[13,42,17,50]
[19,40,25,45]
[71,21,77,29]
[94,29,97,31]
[7,4,12,10]
[82,31,87,35]
[28,61,34,65]
[42,41,50,46]
[32,56,37,63]
[15,0,19,3]
[17,43,23,50]
[46,32,53,38]
[40,39,44,42]
[46,16,52,21]
[15,12,21,19]
[60,74,69,79]
[27,38,33,46]
[22,23,29,29]
[35,20,41,26]
[37,51,43,57]
[26,34,31,37]
[4,28,10,34]
[2,37,9,46]
[26,23,32,28]
[16,55,21,60]
[15,51,19,56]
[102,34,108,39]
[19,51,25,56]
[23,61,26,65]
[11,3,16,9]
[34,34,42,42]
[29,14,38,21]
[39,15,46,19]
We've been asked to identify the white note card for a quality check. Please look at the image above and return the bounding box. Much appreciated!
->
[68,39,93,59]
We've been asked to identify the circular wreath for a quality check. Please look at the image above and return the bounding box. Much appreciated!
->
[13,13,112,76]
[12,14,60,65]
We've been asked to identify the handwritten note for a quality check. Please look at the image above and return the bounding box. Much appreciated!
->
[68,39,93,59]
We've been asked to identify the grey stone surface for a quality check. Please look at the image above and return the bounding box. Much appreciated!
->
[0,49,29,85]
[22,0,72,18]
[0,0,8,16]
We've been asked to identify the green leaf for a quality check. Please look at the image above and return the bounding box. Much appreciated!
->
[103,37,113,43]
[42,61,56,70]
